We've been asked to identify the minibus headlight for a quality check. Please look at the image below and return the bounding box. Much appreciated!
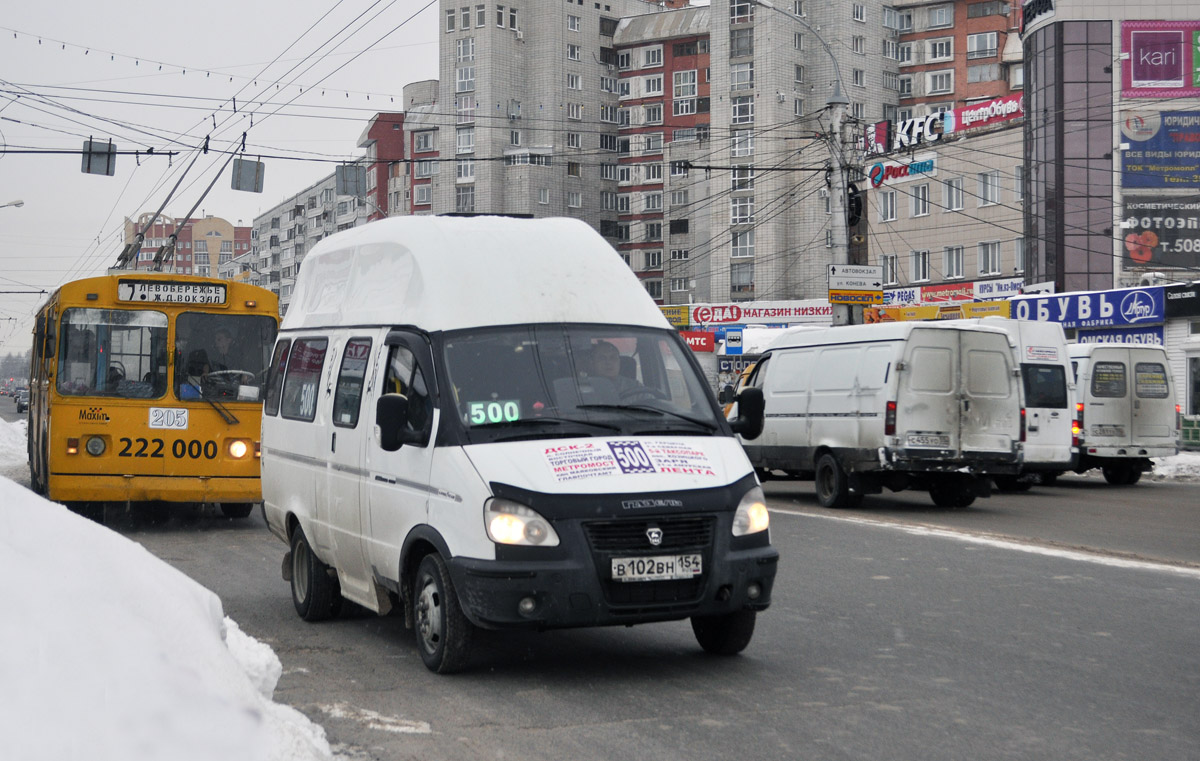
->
[228,440,249,459]
[732,486,770,536]
[484,498,560,547]
[85,436,106,456]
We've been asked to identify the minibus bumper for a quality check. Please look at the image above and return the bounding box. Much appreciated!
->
[446,541,778,630]
[883,447,1021,475]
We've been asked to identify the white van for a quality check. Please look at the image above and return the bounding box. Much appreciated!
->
[1064,343,1179,485]
[736,322,1024,508]
[260,216,777,673]
[958,318,1076,490]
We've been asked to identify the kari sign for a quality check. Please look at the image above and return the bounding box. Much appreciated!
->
[943,95,1024,134]
[1011,287,1165,329]
[1122,21,1200,98]
[1120,111,1200,188]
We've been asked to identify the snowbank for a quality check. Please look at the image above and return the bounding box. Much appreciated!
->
[0,429,333,761]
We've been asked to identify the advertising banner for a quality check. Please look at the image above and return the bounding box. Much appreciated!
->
[690,300,832,326]
[1121,21,1200,98]
[679,330,715,352]
[921,282,976,303]
[659,305,690,327]
[943,94,1024,135]
[1076,326,1165,345]
[1120,111,1200,189]
[1165,283,1200,317]
[1011,287,1165,329]
[1121,195,1200,268]
[973,277,1025,300]
[866,153,937,189]
[883,287,921,306]
[864,301,1010,323]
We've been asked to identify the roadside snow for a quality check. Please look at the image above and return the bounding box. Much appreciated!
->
[0,419,333,761]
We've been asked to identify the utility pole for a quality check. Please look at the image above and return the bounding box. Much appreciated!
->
[824,84,851,326]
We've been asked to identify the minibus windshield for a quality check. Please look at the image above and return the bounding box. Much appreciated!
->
[442,324,722,442]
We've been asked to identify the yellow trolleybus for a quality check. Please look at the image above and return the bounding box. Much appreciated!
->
[28,273,278,521]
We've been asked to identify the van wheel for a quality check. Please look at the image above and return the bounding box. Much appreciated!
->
[1039,472,1060,486]
[219,502,255,519]
[414,554,474,674]
[1102,464,1137,485]
[290,527,341,621]
[815,453,861,508]
[929,480,976,508]
[691,610,757,655]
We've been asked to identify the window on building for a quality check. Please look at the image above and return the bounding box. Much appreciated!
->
[927,70,953,94]
[671,248,690,262]
[567,103,583,120]
[645,222,663,241]
[852,3,865,21]
[793,0,805,15]
[852,36,866,54]
[670,161,689,179]
[928,4,952,28]
[731,129,755,157]
[730,0,753,24]
[944,246,963,279]
[496,4,505,27]
[567,191,582,208]
[968,64,1001,83]
[414,185,432,205]
[457,37,475,62]
[912,250,930,282]
[853,69,866,87]
[671,190,689,208]
[538,188,549,205]
[567,132,582,149]
[899,75,913,97]
[567,43,581,61]
[644,250,662,269]
[731,165,756,192]
[731,230,754,257]
[456,158,475,181]
[880,190,896,221]
[731,196,755,224]
[1014,165,1024,202]
[731,62,754,91]
[456,185,475,213]
[456,66,475,92]
[979,241,1001,275]
[882,254,898,285]
[731,262,754,294]
[731,28,753,57]
[445,9,456,33]
[567,72,582,90]
[456,126,474,154]
[457,94,476,123]
[644,192,663,211]
[968,31,998,59]
[1014,238,1025,274]
[568,161,581,177]
[979,171,1002,205]
[674,70,697,98]
[898,42,912,65]
[670,277,688,292]
[928,38,953,61]
[794,98,806,116]
[912,183,929,216]
[645,104,663,124]
[944,178,963,211]
[731,95,754,124]
[415,131,435,152]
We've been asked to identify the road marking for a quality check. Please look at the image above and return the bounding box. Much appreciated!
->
[770,508,1200,579]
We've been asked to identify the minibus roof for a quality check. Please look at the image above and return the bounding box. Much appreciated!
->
[282,216,671,332]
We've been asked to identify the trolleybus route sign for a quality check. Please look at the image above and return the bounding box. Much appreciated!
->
[117,280,228,304]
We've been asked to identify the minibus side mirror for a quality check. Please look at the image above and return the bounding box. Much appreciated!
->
[729,387,764,440]
[377,393,426,451]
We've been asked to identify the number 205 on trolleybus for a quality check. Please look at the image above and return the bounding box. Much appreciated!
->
[27,273,278,521]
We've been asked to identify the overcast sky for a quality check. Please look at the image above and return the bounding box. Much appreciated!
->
[0,1,439,354]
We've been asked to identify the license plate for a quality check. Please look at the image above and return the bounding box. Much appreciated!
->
[611,554,702,582]
[907,433,950,447]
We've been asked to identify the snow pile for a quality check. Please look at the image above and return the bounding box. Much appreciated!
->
[1151,451,1200,481]
[0,464,333,761]
[0,416,25,467]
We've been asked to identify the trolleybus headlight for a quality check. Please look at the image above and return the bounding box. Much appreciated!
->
[732,486,770,536]
[85,436,106,456]
[227,439,249,459]
[484,498,560,547]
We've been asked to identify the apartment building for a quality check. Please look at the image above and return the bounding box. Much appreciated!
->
[122,214,251,276]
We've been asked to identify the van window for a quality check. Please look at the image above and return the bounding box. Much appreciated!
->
[1134,362,1169,399]
[383,344,432,442]
[1090,361,1126,398]
[966,349,1011,397]
[280,338,328,421]
[909,347,952,393]
[333,338,372,428]
[264,339,291,416]
[1021,364,1068,408]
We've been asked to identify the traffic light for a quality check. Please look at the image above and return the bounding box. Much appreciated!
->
[846,183,863,227]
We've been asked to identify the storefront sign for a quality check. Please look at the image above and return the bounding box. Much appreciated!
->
[884,287,921,306]
[943,95,1025,134]
[1076,326,1165,345]
[922,282,976,303]
[679,330,715,352]
[1121,21,1200,98]
[1121,195,1200,267]
[1120,111,1200,188]
[974,277,1025,300]
[690,300,832,326]
[1011,287,1165,329]
[659,305,690,327]
[867,153,937,189]
[1165,283,1200,317]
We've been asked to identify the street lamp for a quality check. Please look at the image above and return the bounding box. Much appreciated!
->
[1,200,24,209]
[753,1,853,324]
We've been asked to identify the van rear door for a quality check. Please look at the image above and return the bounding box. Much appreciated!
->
[959,330,1021,454]
[896,328,962,454]
[1083,349,1134,447]
[1129,349,1175,446]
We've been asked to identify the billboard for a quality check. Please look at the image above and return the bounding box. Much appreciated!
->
[1120,111,1200,188]
[1121,21,1200,98]
[1122,195,1200,268]
[943,94,1024,135]
[1011,287,1165,329]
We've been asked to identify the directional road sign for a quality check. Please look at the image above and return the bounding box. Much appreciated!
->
[828,264,884,291]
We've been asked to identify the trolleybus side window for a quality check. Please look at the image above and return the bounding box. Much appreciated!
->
[333,338,372,428]
[56,308,168,399]
[281,338,328,422]
[264,340,292,417]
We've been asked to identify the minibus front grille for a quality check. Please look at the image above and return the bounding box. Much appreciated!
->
[583,516,715,609]
[583,516,714,551]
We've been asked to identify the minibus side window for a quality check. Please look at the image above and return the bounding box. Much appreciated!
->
[280,338,328,422]
[333,338,372,428]
[264,340,291,417]
[383,345,433,445]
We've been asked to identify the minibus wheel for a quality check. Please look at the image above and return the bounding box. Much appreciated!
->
[691,610,757,655]
[290,527,341,621]
[1102,464,1140,485]
[929,479,976,508]
[815,453,861,508]
[414,553,474,674]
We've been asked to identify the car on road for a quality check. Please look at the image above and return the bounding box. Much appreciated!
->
[14,388,29,413]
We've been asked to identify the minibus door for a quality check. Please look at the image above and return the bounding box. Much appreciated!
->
[1129,349,1175,446]
[325,336,374,595]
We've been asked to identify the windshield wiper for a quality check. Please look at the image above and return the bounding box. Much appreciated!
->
[574,404,718,431]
